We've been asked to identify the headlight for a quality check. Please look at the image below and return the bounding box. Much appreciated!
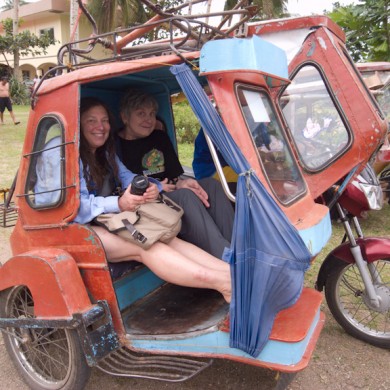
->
[357,182,383,210]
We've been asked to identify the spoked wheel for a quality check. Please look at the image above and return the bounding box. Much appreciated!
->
[325,259,390,348]
[0,286,91,390]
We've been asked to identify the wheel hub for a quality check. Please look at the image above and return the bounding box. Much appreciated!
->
[362,284,390,312]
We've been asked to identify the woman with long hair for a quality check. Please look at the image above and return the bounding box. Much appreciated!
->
[75,97,231,302]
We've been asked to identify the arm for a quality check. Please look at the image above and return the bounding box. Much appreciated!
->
[176,177,209,207]
[152,133,209,205]
[74,160,121,224]
[74,158,163,224]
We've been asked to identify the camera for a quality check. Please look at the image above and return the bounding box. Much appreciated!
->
[130,175,149,195]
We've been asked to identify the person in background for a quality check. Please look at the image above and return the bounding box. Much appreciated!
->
[193,128,238,190]
[0,77,20,125]
[116,89,234,259]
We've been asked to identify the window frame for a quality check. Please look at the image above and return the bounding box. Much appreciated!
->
[235,82,307,205]
[24,115,66,210]
[279,62,353,173]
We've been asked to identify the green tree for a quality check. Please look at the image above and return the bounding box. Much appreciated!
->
[87,0,288,35]
[86,0,148,34]
[0,18,54,79]
[328,0,390,62]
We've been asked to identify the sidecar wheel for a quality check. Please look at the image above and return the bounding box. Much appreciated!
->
[0,286,91,390]
[273,372,297,390]
[325,259,390,348]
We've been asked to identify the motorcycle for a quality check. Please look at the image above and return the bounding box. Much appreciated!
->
[316,164,390,348]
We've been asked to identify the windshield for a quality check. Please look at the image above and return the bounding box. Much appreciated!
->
[280,64,351,171]
[359,68,390,123]
[237,85,306,204]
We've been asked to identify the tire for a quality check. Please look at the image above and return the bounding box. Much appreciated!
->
[325,259,390,348]
[0,286,91,390]
[273,372,297,390]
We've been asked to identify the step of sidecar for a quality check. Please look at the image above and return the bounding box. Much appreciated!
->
[124,287,324,372]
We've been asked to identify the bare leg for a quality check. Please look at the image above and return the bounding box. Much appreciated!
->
[168,237,229,272]
[9,111,18,124]
[92,226,231,302]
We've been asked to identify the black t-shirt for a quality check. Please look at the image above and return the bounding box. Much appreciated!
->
[117,130,183,181]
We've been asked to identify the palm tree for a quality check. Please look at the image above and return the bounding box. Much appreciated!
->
[0,0,27,12]
[12,0,21,80]
[225,0,288,19]
[86,0,149,34]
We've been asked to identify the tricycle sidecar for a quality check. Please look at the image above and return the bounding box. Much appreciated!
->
[0,4,387,390]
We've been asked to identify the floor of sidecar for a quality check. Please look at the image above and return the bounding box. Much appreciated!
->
[109,260,229,338]
[122,283,228,338]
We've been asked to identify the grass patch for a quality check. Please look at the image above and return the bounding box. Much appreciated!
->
[0,105,29,189]
[178,142,195,168]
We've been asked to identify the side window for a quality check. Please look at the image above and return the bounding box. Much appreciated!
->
[39,27,55,43]
[237,85,306,204]
[25,117,64,208]
[281,65,351,170]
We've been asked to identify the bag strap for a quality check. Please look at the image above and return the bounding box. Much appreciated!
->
[121,218,148,245]
[160,195,182,212]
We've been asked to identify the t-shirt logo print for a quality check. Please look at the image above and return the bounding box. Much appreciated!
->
[142,148,165,176]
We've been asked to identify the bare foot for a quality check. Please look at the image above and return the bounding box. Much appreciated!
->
[221,281,231,303]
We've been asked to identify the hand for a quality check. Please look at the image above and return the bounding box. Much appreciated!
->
[143,183,159,202]
[118,184,146,211]
[161,178,177,193]
[176,178,210,207]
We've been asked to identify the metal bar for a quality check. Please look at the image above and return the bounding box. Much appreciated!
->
[0,303,105,330]
[116,15,167,51]
[172,0,206,13]
[97,346,213,382]
[16,184,76,199]
[204,132,236,203]
[181,9,254,19]
[0,316,79,329]
[22,140,74,158]
[337,204,380,307]
[216,0,248,30]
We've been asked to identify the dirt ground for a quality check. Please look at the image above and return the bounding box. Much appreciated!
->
[0,226,389,390]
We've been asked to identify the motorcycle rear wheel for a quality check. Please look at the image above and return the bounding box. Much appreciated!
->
[325,259,390,348]
[0,286,91,390]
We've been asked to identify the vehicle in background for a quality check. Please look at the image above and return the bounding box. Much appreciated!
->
[357,62,390,200]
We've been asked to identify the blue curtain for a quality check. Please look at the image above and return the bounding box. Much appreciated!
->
[170,63,311,357]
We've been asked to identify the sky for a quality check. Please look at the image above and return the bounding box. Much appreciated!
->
[286,0,358,15]
[181,1,360,28]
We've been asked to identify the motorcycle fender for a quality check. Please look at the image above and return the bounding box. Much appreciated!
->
[0,248,92,318]
[316,237,390,291]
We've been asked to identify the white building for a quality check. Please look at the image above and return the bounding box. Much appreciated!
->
[0,0,106,80]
